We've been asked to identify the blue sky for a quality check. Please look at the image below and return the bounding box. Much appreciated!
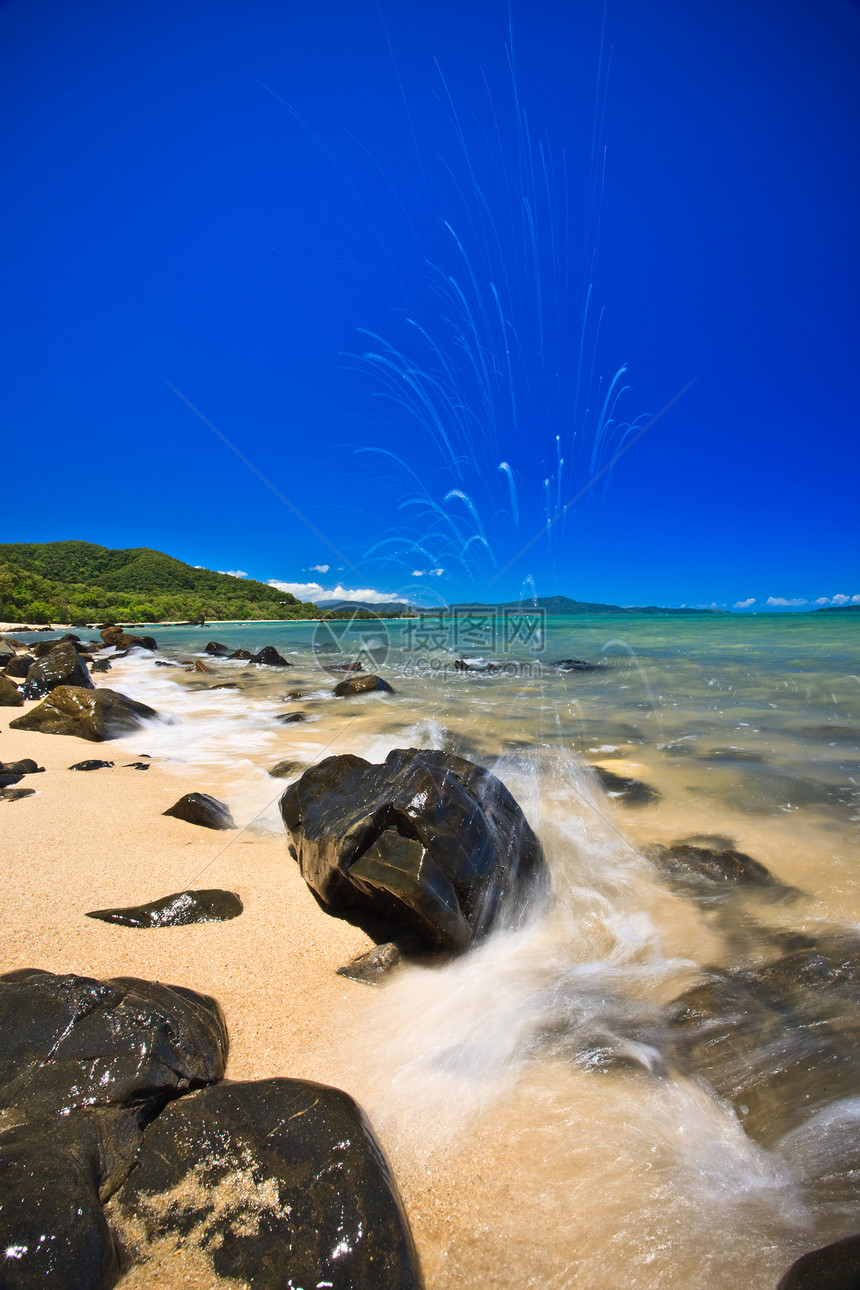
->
[2,0,858,610]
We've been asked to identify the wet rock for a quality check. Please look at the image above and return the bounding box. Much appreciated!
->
[1,787,35,802]
[592,765,660,806]
[453,658,501,674]
[250,645,292,667]
[665,934,860,1142]
[281,748,544,952]
[4,654,33,678]
[203,641,232,657]
[554,658,603,672]
[0,674,24,706]
[0,968,228,1123]
[22,641,93,699]
[0,773,22,788]
[123,762,150,770]
[91,658,112,672]
[0,758,43,775]
[154,660,182,668]
[285,690,307,699]
[230,648,253,660]
[70,759,115,771]
[268,759,300,778]
[0,1119,119,1290]
[333,673,395,697]
[100,627,157,651]
[337,943,402,985]
[9,686,158,741]
[184,659,212,673]
[277,711,306,723]
[777,1233,860,1289]
[658,741,694,756]
[163,792,235,830]
[86,889,243,928]
[32,636,79,658]
[109,1078,422,1290]
[208,681,240,689]
[330,661,364,672]
[701,747,766,763]
[644,841,776,895]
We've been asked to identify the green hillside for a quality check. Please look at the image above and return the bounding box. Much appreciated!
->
[0,541,320,624]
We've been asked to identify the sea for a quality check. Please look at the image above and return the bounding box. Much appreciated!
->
[28,611,860,1287]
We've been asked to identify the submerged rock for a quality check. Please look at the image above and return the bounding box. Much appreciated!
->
[269,759,300,778]
[333,673,395,697]
[592,765,660,806]
[184,659,212,673]
[554,658,603,672]
[9,686,158,741]
[23,641,93,699]
[281,748,544,951]
[250,645,292,667]
[644,841,777,895]
[70,760,114,771]
[0,674,24,706]
[123,762,150,770]
[777,1233,860,1289]
[86,889,243,928]
[277,711,306,723]
[109,1077,422,1290]
[337,942,402,985]
[163,792,235,830]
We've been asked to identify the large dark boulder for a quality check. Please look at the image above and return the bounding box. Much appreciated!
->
[109,1078,422,1290]
[86,889,243,928]
[4,653,33,678]
[9,686,158,741]
[99,626,156,651]
[333,673,395,696]
[203,640,231,656]
[0,968,228,1123]
[644,841,777,896]
[250,645,292,667]
[777,1233,860,1289]
[22,640,93,699]
[163,792,235,830]
[280,748,544,951]
[0,674,24,706]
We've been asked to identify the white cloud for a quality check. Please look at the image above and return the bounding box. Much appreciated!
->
[410,568,445,577]
[854,595,860,605]
[267,579,406,605]
[815,597,830,605]
[218,569,247,578]
[830,593,851,606]
[766,596,808,607]
[734,598,756,609]
[309,564,330,574]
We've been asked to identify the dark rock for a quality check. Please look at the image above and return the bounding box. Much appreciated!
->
[203,641,232,657]
[285,690,307,699]
[9,686,158,741]
[0,967,227,1123]
[0,674,24,706]
[208,681,240,689]
[70,760,115,771]
[163,792,235,830]
[0,759,43,775]
[230,648,254,660]
[250,645,292,667]
[555,658,602,672]
[333,673,395,697]
[453,658,503,674]
[109,1078,422,1290]
[337,942,402,985]
[31,636,76,658]
[86,889,243,928]
[123,762,150,770]
[269,759,300,778]
[4,654,33,678]
[1,787,36,802]
[280,748,544,952]
[644,841,777,895]
[154,659,182,667]
[100,628,157,651]
[0,637,26,649]
[0,773,22,788]
[184,659,212,673]
[22,641,94,699]
[91,658,112,672]
[277,711,306,723]
[330,661,364,672]
[0,1119,119,1290]
[777,1233,860,1289]
[592,765,660,806]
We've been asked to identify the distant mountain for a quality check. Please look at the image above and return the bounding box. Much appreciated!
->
[812,604,860,613]
[315,598,417,614]
[0,540,320,624]
[447,596,728,616]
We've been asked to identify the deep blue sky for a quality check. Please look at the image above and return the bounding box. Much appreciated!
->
[2,0,858,609]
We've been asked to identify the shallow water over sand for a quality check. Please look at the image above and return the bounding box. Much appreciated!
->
[58,614,860,1286]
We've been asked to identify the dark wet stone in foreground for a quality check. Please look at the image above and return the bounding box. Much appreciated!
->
[277,711,306,723]
[554,658,603,672]
[269,759,300,778]
[109,1078,422,1290]
[250,645,292,667]
[0,968,227,1122]
[0,674,24,706]
[86,889,243,928]
[23,641,94,699]
[644,841,776,894]
[123,761,150,770]
[0,787,35,802]
[70,760,115,771]
[0,758,43,775]
[9,686,158,741]
[163,792,235,830]
[0,772,22,787]
[91,658,112,672]
[777,1233,860,1288]
[592,765,660,806]
[203,640,232,656]
[208,681,240,689]
[230,648,254,660]
[3,654,33,678]
[333,673,395,696]
[337,942,402,985]
[281,748,544,952]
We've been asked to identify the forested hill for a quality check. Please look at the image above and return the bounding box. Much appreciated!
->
[0,541,320,623]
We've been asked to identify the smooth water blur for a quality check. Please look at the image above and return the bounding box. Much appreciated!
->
[34,612,859,1287]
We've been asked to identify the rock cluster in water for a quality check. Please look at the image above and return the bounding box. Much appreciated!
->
[281,748,544,951]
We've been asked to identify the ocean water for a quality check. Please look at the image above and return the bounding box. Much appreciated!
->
[29,613,860,1286]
